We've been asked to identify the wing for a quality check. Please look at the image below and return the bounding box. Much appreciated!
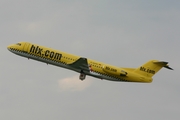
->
[68,57,90,72]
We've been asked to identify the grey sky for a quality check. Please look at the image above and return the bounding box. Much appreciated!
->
[0,0,179,120]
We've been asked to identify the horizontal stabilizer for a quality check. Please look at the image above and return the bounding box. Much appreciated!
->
[164,65,173,70]
[153,61,173,70]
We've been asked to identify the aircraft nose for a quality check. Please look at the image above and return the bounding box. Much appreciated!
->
[7,44,17,52]
[7,44,13,51]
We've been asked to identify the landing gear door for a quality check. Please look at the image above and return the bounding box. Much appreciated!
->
[23,43,30,52]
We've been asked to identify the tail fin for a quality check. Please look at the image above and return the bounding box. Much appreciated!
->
[134,60,173,77]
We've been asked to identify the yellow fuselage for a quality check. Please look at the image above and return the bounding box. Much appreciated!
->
[8,42,153,83]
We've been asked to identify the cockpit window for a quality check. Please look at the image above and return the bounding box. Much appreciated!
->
[16,43,21,46]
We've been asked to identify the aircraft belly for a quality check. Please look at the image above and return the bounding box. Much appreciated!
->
[15,52,125,82]
[10,51,128,82]
[84,71,125,82]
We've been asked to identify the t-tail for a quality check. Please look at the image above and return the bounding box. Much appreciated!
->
[134,60,173,77]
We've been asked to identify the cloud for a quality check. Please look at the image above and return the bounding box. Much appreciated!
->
[58,75,92,92]
[20,21,53,35]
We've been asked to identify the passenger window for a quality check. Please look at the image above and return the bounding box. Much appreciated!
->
[16,43,21,46]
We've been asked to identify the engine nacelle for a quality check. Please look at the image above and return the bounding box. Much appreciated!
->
[103,65,127,76]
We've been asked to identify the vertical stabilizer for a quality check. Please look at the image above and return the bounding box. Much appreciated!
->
[134,60,173,77]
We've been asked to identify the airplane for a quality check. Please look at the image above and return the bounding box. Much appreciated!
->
[7,42,173,83]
